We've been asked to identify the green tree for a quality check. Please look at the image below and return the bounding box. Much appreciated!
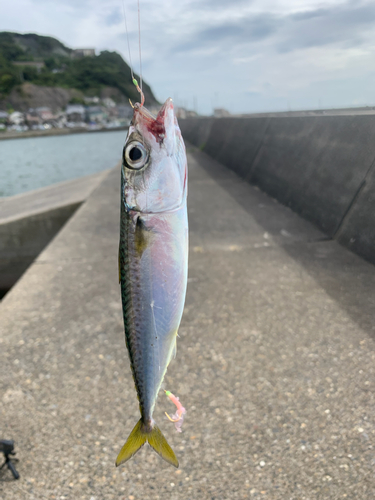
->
[0,73,18,93]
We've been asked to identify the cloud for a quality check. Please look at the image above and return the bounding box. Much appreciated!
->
[2,0,375,113]
[279,1,375,52]
[200,16,278,43]
[170,0,375,59]
[190,0,253,9]
[172,14,279,55]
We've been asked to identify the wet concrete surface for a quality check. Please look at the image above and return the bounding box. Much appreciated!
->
[0,146,374,499]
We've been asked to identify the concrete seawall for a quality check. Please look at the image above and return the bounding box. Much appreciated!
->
[180,116,375,264]
[0,171,109,295]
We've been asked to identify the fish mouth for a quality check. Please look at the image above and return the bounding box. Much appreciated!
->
[134,97,173,121]
[134,98,174,142]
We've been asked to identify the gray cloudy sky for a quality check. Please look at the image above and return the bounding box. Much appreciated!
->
[2,0,375,114]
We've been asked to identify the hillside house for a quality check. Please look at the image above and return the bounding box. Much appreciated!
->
[86,106,107,124]
[84,96,100,104]
[66,104,85,123]
[35,107,55,122]
[72,49,95,58]
[25,109,41,128]
[8,111,25,126]
[102,97,116,108]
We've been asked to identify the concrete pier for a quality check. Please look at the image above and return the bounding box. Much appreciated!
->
[0,147,374,498]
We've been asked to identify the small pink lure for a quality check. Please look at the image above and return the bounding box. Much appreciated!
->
[165,390,186,432]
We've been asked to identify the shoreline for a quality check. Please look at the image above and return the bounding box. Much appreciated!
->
[0,125,128,141]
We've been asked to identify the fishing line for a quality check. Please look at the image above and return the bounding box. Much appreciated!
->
[137,0,143,95]
[121,0,145,106]
[121,0,134,81]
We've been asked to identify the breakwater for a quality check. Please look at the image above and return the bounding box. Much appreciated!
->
[180,115,375,264]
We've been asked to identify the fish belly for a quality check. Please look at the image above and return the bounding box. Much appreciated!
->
[119,205,188,421]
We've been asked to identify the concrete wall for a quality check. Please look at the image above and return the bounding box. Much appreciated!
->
[180,116,375,264]
[0,170,109,297]
[0,204,79,293]
[179,117,215,150]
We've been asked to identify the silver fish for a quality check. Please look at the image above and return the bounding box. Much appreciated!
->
[116,98,188,468]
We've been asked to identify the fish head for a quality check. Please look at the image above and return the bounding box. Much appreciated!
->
[122,98,187,213]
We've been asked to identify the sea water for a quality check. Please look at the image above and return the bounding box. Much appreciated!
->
[0,130,127,197]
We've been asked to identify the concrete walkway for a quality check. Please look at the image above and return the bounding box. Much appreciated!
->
[0,146,374,499]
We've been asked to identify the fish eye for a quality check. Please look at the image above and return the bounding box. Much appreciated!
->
[123,141,148,170]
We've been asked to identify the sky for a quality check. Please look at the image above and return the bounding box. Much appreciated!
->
[2,0,375,115]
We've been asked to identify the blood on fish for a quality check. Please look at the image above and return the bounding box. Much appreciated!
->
[165,390,186,433]
[147,119,165,140]
[133,104,166,142]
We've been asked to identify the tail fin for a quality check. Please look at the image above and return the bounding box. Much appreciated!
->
[115,419,179,468]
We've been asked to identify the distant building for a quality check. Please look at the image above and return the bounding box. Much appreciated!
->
[176,107,198,119]
[66,104,85,123]
[86,106,108,124]
[72,49,95,58]
[213,108,231,118]
[108,107,119,120]
[176,107,187,119]
[54,111,67,129]
[102,97,116,109]
[102,98,118,120]
[25,109,41,128]
[35,107,55,122]
[8,111,25,126]
[84,96,100,104]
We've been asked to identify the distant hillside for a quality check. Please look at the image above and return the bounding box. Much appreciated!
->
[0,32,158,109]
